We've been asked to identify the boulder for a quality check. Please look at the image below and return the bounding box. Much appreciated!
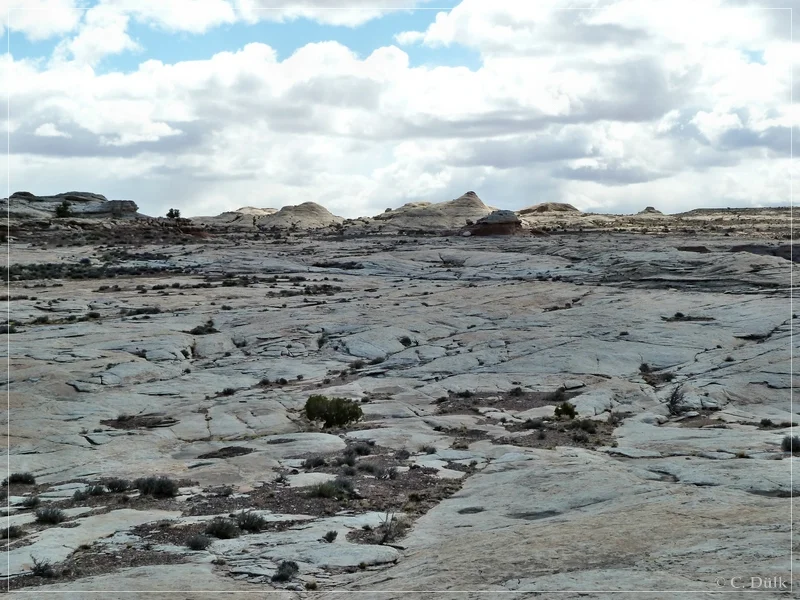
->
[466,210,523,236]
[1,191,139,219]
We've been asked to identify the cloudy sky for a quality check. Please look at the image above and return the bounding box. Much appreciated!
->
[1,0,796,218]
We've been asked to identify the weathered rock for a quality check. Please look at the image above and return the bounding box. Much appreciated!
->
[2,191,139,219]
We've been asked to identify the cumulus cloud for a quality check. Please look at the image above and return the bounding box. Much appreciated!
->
[2,0,796,217]
[33,122,71,138]
[1,0,83,41]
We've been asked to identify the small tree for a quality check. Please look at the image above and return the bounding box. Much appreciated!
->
[166,208,180,219]
[55,200,72,218]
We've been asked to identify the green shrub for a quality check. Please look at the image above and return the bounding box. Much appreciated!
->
[305,395,329,422]
[186,534,212,550]
[134,476,179,498]
[205,517,240,539]
[303,456,326,469]
[554,401,577,420]
[271,560,299,582]
[1,525,23,539]
[304,395,363,428]
[307,477,353,499]
[781,435,800,453]
[5,472,35,485]
[323,530,338,543]
[55,200,73,218]
[352,443,372,456]
[20,495,40,509]
[30,555,57,578]
[104,478,130,493]
[236,511,267,532]
[35,507,66,524]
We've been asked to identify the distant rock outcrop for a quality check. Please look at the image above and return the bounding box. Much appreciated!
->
[374,191,496,230]
[258,202,344,230]
[192,206,279,227]
[464,210,523,236]
[638,206,663,215]
[1,191,139,219]
[517,202,580,215]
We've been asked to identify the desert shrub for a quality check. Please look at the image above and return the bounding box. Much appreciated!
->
[303,456,326,469]
[1,525,23,539]
[235,511,267,532]
[421,445,436,454]
[350,359,365,370]
[377,513,409,544]
[522,418,543,430]
[20,495,40,509]
[5,472,35,485]
[30,555,57,578]
[104,478,130,493]
[307,477,353,500]
[35,507,66,524]
[271,560,299,582]
[305,394,329,421]
[323,530,338,543]
[189,319,217,335]
[554,401,577,420]
[32,315,50,324]
[134,476,179,498]
[760,418,774,427]
[55,200,73,218]
[569,419,597,434]
[394,448,410,460]
[221,387,236,396]
[186,534,212,550]
[456,390,474,398]
[572,432,590,443]
[120,306,161,316]
[205,517,240,539]
[86,311,101,319]
[369,356,385,365]
[399,336,412,347]
[304,395,363,428]
[781,435,800,453]
[352,443,372,456]
[340,465,356,476]
[666,387,687,416]
[357,462,385,478]
[73,489,89,501]
[509,387,524,397]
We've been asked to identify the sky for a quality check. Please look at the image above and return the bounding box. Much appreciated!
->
[0,0,797,218]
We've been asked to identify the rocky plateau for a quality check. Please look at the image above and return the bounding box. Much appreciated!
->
[1,190,796,598]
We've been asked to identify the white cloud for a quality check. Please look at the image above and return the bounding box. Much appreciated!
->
[51,4,141,66]
[33,122,71,137]
[2,0,796,218]
[1,0,82,41]
[98,0,237,34]
[233,0,427,27]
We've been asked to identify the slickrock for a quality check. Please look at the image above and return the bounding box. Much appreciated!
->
[3,206,795,595]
